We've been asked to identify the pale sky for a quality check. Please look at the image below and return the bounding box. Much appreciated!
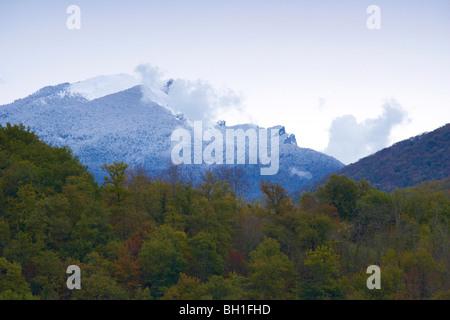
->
[1,0,449,164]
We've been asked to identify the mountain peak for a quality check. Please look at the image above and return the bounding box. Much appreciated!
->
[68,74,139,101]
[1,78,344,199]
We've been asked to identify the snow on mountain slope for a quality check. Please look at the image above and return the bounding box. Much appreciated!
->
[0,77,344,199]
[68,74,140,101]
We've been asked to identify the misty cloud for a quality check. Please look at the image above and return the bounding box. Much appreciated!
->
[324,100,407,164]
[289,167,313,179]
[135,64,166,106]
[136,64,243,126]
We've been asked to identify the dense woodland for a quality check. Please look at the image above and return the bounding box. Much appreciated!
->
[0,123,449,300]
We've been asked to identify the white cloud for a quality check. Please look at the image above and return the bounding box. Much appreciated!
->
[289,168,313,179]
[324,99,407,164]
[135,64,167,106]
[135,64,244,126]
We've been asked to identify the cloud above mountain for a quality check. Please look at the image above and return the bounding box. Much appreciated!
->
[136,64,244,125]
[324,99,407,164]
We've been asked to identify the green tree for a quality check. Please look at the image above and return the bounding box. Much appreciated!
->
[138,225,188,297]
[102,161,129,206]
[28,251,64,300]
[189,232,224,281]
[296,212,337,251]
[316,175,359,220]
[3,231,44,269]
[247,238,295,299]
[71,252,128,300]
[203,273,247,300]
[161,273,209,300]
[399,248,446,299]
[298,245,344,300]
[70,271,128,300]
[0,257,35,300]
[352,189,394,263]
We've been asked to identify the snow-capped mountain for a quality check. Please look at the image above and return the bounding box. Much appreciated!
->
[68,74,140,101]
[0,75,344,199]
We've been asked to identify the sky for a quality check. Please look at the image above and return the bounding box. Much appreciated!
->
[0,0,449,164]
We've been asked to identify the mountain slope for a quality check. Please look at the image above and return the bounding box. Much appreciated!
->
[0,75,344,199]
[299,123,450,194]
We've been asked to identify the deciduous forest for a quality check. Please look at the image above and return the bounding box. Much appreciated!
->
[1,124,449,300]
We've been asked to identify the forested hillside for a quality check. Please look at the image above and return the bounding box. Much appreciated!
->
[300,123,450,195]
[1,124,449,300]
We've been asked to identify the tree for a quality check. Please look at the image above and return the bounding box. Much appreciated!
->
[296,212,337,251]
[247,238,295,299]
[353,189,394,262]
[316,175,359,220]
[213,165,249,200]
[298,245,344,300]
[399,248,445,299]
[71,252,128,300]
[164,163,184,198]
[225,249,248,276]
[260,181,294,215]
[161,273,209,300]
[188,232,224,281]
[198,171,232,201]
[28,251,64,300]
[113,243,142,293]
[299,192,318,213]
[102,161,129,206]
[3,231,44,270]
[138,225,188,297]
[203,273,247,300]
[0,257,35,300]
[70,271,128,300]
